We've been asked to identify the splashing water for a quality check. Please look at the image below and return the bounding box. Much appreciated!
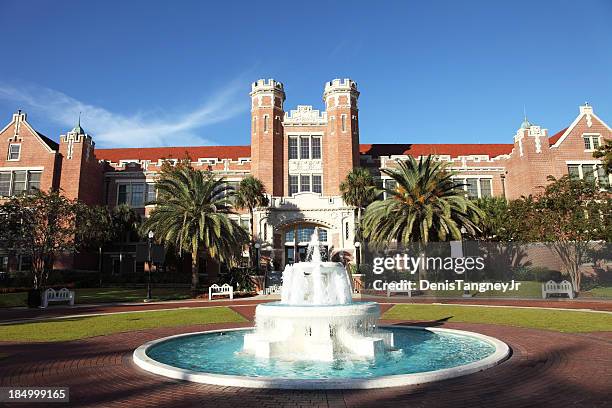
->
[244,227,395,361]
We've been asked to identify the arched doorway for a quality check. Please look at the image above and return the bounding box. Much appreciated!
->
[282,223,330,265]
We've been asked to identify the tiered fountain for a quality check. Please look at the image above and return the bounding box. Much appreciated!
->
[133,229,510,389]
[243,229,393,361]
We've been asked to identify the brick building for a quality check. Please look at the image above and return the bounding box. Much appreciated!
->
[1,79,610,280]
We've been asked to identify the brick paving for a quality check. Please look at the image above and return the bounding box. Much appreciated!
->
[1,310,611,407]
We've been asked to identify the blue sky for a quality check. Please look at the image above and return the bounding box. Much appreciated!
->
[0,0,610,148]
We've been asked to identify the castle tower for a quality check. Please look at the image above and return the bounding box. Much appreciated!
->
[505,115,552,199]
[58,118,103,204]
[323,79,360,196]
[250,79,286,196]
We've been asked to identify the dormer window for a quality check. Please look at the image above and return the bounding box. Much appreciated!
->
[583,134,601,151]
[8,143,20,160]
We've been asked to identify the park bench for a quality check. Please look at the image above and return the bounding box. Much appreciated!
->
[542,280,574,299]
[263,284,281,295]
[41,287,75,308]
[387,286,413,298]
[209,283,234,300]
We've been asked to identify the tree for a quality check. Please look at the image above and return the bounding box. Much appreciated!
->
[593,138,612,174]
[363,156,483,245]
[111,204,142,243]
[234,176,269,266]
[522,175,611,293]
[75,205,114,285]
[340,167,377,265]
[141,166,249,297]
[0,190,85,290]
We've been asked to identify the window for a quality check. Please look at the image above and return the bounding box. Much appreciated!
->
[8,144,20,160]
[117,183,147,207]
[454,177,494,199]
[240,218,250,231]
[312,137,321,159]
[312,175,322,193]
[289,137,298,160]
[131,184,145,207]
[253,117,257,133]
[285,227,328,243]
[0,173,10,197]
[263,115,269,133]
[466,179,479,199]
[341,114,347,132]
[480,179,492,197]
[0,170,40,197]
[300,136,310,159]
[583,134,601,151]
[383,179,397,199]
[146,183,156,203]
[28,171,41,193]
[330,116,335,134]
[568,164,610,189]
[289,175,299,195]
[568,165,581,179]
[300,175,310,192]
[19,255,32,272]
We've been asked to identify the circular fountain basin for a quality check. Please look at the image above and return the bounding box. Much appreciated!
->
[254,301,380,317]
[133,326,510,389]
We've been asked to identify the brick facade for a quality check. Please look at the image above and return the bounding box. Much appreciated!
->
[1,79,610,275]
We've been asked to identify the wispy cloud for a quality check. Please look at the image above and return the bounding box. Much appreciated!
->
[0,79,248,147]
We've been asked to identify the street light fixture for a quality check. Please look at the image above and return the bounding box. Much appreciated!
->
[146,230,154,301]
[254,242,261,275]
[354,241,361,272]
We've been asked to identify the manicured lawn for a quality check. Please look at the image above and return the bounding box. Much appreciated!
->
[0,287,192,308]
[0,307,246,342]
[382,304,612,333]
[582,286,612,298]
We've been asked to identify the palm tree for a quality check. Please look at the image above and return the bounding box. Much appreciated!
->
[340,168,377,266]
[363,156,482,245]
[142,167,249,297]
[234,176,269,267]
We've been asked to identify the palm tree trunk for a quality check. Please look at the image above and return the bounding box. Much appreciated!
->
[191,251,200,298]
[357,207,363,267]
[250,208,255,268]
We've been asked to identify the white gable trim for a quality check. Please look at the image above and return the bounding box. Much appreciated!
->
[1,117,56,153]
[551,112,612,148]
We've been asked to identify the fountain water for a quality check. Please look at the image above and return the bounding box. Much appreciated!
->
[243,228,394,361]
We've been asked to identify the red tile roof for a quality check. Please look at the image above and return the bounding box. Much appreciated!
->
[95,142,519,162]
[95,145,251,162]
[358,143,513,158]
[548,127,568,145]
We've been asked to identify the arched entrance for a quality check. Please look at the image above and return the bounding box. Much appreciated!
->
[280,222,330,265]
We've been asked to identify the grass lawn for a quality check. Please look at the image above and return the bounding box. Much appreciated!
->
[382,304,612,333]
[0,307,246,342]
[0,287,192,308]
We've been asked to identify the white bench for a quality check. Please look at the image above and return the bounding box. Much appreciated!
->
[263,284,281,295]
[42,288,75,308]
[387,286,413,298]
[209,283,234,300]
[542,280,574,299]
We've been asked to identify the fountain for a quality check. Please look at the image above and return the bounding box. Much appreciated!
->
[243,229,393,361]
[133,228,510,389]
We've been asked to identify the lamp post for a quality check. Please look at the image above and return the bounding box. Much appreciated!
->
[354,242,361,272]
[146,230,154,301]
[254,242,261,275]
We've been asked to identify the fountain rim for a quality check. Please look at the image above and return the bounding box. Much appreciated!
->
[132,326,511,390]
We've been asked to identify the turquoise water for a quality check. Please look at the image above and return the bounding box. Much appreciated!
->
[146,328,496,379]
